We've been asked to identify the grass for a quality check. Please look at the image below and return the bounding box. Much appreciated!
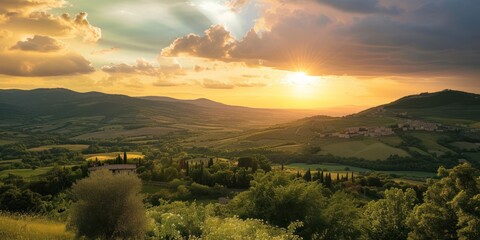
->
[0,159,22,164]
[0,139,16,146]
[410,132,454,154]
[85,152,145,161]
[0,212,74,240]
[0,167,53,180]
[319,140,410,160]
[142,184,167,194]
[283,163,370,172]
[27,144,89,152]
[451,141,479,151]
[284,163,436,179]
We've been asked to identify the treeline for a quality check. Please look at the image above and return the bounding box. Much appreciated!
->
[145,163,479,240]
[188,146,462,172]
[0,165,88,215]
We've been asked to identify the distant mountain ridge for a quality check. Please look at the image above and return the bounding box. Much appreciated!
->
[0,88,320,138]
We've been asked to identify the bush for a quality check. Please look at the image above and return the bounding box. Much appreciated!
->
[69,170,146,239]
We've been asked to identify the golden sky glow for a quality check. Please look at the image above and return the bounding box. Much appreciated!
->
[0,0,479,113]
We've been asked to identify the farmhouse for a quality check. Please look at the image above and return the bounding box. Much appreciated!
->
[88,164,137,175]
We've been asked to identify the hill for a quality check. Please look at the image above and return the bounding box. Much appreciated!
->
[185,90,480,162]
[361,89,480,122]
[0,88,319,139]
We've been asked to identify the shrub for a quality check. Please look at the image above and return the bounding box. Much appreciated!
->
[69,170,147,239]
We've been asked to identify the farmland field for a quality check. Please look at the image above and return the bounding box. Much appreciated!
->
[0,159,22,164]
[85,152,145,161]
[318,141,410,160]
[451,141,479,151]
[0,167,54,179]
[284,163,437,179]
[28,144,89,152]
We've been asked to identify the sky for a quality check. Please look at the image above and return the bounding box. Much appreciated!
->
[0,0,479,110]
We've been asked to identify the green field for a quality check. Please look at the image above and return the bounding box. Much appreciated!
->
[85,152,145,161]
[0,213,74,240]
[319,141,410,160]
[0,159,22,164]
[284,163,437,179]
[141,183,167,194]
[0,167,54,179]
[410,132,453,154]
[451,141,479,151]
[0,139,16,146]
[284,163,370,172]
[27,144,89,152]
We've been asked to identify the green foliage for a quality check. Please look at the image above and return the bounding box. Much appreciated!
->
[230,172,328,238]
[361,188,417,240]
[407,163,480,240]
[69,170,147,239]
[148,201,209,239]
[202,217,301,240]
[318,192,361,240]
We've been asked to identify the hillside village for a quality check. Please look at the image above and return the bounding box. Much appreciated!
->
[320,119,447,139]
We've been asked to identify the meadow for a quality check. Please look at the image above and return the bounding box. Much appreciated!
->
[27,144,89,152]
[85,152,145,161]
[284,163,437,179]
[0,167,54,180]
[0,212,74,240]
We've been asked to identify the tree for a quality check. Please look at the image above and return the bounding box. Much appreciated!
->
[208,158,214,168]
[361,188,417,240]
[69,170,146,239]
[303,168,312,182]
[123,151,127,164]
[407,163,480,240]
[319,192,361,240]
[230,172,328,238]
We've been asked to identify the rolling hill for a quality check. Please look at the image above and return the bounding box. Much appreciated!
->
[0,88,319,139]
[185,90,480,161]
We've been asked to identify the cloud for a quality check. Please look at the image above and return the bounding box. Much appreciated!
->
[161,1,480,78]
[0,51,94,76]
[91,47,119,55]
[0,0,66,16]
[101,58,183,77]
[227,0,250,11]
[10,35,63,52]
[161,24,234,59]
[1,2,101,43]
[202,79,235,89]
[235,81,267,88]
[60,12,101,43]
[316,0,400,14]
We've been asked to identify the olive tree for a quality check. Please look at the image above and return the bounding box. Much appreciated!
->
[69,170,146,239]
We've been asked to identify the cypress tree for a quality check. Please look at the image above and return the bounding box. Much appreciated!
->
[281,163,284,171]
[336,173,340,181]
[320,171,324,183]
[208,158,214,168]
[351,172,355,183]
[296,171,301,178]
[186,161,190,176]
[123,151,127,164]
[303,168,312,182]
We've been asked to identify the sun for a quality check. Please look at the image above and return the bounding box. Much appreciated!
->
[285,72,316,86]
[283,71,321,98]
